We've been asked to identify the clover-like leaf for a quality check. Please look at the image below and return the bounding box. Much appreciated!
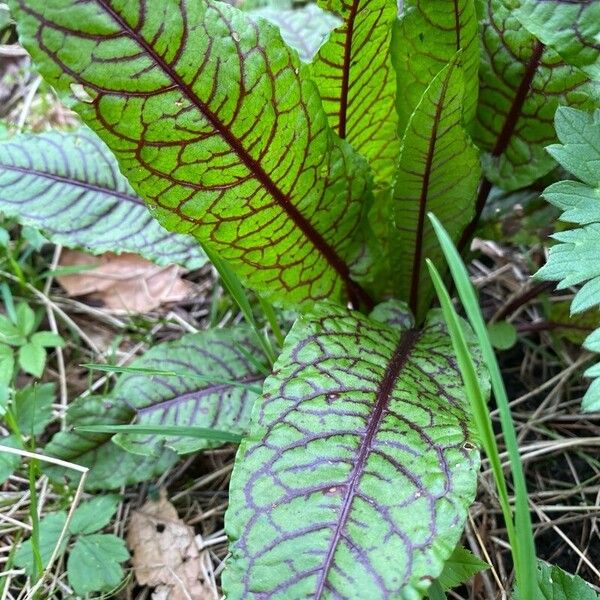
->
[14,511,68,576]
[392,0,479,130]
[69,494,121,535]
[310,0,399,184]
[537,107,600,411]
[18,342,46,378]
[67,534,129,596]
[393,57,480,321]
[110,327,264,456]
[511,0,600,82]
[15,383,55,436]
[249,4,339,62]
[0,129,205,269]
[225,302,480,599]
[43,395,178,491]
[473,0,597,191]
[11,0,374,309]
[0,435,22,485]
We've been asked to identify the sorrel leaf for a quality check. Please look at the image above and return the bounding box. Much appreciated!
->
[310,0,399,182]
[473,0,597,192]
[248,4,339,62]
[0,129,205,268]
[511,0,600,82]
[224,301,480,599]
[536,107,600,412]
[392,0,479,131]
[110,328,264,455]
[10,0,373,309]
[393,57,480,320]
[43,396,177,491]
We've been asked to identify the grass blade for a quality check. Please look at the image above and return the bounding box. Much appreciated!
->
[427,212,537,599]
[76,424,243,444]
[202,243,276,365]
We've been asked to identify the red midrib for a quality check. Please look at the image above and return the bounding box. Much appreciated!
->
[457,39,544,252]
[313,329,421,598]
[93,0,370,305]
[338,0,359,139]
[452,0,461,50]
[408,68,453,315]
[1,163,144,205]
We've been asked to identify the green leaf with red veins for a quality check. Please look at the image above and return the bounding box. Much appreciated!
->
[110,327,264,456]
[0,128,205,268]
[473,0,598,192]
[393,57,480,322]
[224,301,481,599]
[392,0,479,132]
[310,0,400,184]
[10,0,374,310]
[248,4,340,62]
[510,0,600,82]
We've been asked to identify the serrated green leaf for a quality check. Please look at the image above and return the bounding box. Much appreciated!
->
[0,435,23,485]
[393,57,480,321]
[473,0,597,191]
[17,342,46,378]
[437,546,489,591]
[14,511,68,576]
[69,495,120,535]
[0,344,14,386]
[0,315,24,346]
[249,4,339,62]
[513,561,600,600]
[15,383,55,436]
[43,395,177,491]
[0,128,206,268]
[11,0,374,309]
[67,534,129,596]
[15,302,34,337]
[110,327,264,456]
[310,0,399,183]
[536,108,600,412]
[511,0,600,81]
[393,0,479,130]
[224,302,480,599]
[30,331,64,348]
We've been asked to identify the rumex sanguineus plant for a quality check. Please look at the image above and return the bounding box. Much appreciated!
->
[2,0,599,597]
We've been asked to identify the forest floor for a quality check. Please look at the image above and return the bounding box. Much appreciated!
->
[1,16,599,600]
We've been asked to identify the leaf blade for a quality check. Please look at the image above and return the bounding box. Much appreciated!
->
[536,107,600,411]
[393,57,480,320]
[512,0,600,81]
[392,0,479,130]
[311,0,399,183]
[0,129,205,268]
[473,0,597,191]
[224,302,480,598]
[10,0,373,308]
[108,327,264,455]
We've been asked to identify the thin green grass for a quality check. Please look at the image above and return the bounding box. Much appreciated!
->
[427,213,537,599]
[201,243,276,364]
[76,423,243,443]
[81,363,263,393]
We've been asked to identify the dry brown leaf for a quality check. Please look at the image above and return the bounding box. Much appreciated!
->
[56,250,191,313]
[127,490,214,600]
